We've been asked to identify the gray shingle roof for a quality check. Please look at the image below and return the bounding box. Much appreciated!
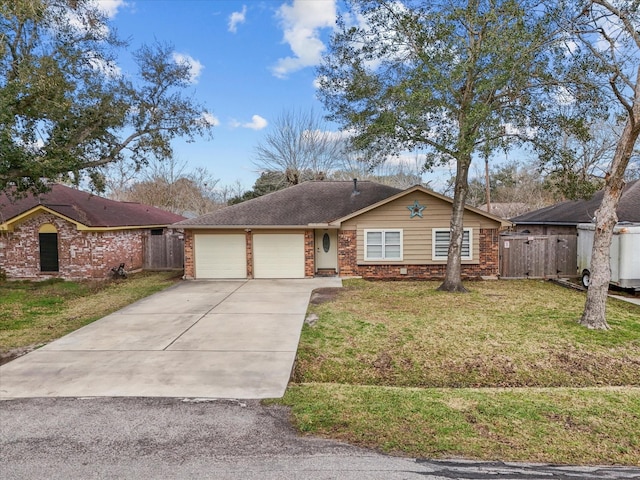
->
[174,180,403,227]
[511,179,640,225]
[1,184,186,227]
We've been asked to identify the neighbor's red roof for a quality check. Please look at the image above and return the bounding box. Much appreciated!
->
[0,184,186,228]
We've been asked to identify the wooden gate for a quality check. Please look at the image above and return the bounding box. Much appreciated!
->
[500,234,577,279]
[143,229,184,270]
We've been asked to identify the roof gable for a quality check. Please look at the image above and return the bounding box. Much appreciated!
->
[333,185,512,227]
[511,179,640,225]
[1,184,186,231]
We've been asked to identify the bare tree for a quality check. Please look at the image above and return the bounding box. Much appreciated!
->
[461,160,552,216]
[104,157,221,217]
[331,150,425,189]
[626,153,640,180]
[253,109,344,185]
[538,114,619,200]
[214,180,248,205]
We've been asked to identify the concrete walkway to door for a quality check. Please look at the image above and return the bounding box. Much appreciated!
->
[0,278,341,399]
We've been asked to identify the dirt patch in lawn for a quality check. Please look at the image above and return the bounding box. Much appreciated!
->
[0,343,43,366]
[309,287,344,305]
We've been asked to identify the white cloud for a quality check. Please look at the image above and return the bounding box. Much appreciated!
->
[88,55,122,78]
[228,5,247,33]
[304,128,352,142]
[172,52,204,84]
[551,86,576,106]
[61,7,108,38]
[503,122,537,140]
[95,0,128,19]
[272,0,337,78]
[50,1,127,39]
[200,112,220,127]
[231,115,268,130]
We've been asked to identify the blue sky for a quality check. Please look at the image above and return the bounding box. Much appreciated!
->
[101,0,341,189]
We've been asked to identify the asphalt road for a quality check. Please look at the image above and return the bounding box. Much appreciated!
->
[1,397,638,480]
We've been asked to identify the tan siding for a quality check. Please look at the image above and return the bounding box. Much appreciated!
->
[342,192,501,265]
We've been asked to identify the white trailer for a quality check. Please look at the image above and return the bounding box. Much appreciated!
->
[577,222,640,290]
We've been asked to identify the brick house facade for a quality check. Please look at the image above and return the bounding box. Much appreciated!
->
[1,184,185,280]
[336,228,500,280]
[176,182,510,280]
[0,212,143,279]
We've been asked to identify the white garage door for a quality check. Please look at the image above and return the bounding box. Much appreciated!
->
[194,234,246,279]
[253,233,305,278]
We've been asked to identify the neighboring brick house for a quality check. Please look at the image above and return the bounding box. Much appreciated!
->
[174,180,511,280]
[0,184,185,279]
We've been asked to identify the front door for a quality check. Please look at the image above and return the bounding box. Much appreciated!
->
[315,230,338,272]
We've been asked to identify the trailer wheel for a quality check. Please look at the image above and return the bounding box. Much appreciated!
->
[581,270,591,288]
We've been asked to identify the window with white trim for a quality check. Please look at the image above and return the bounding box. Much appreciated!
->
[365,229,403,261]
[432,228,472,260]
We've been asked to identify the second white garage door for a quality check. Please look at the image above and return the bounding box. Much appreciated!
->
[194,234,246,279]
[253,233,305,278]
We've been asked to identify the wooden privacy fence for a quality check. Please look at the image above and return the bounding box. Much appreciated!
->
[499,234,577,279]
[143,229,184,270]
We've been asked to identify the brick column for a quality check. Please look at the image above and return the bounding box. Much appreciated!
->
[183,230,195,279]
[246,230,253,279]
[304,230,315,277]
[337,230,358,277]
[479,228,499,276]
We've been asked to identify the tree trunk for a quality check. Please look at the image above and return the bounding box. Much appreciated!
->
[580,113,639,329]
[581,195,617,330]
[484,155,491,213]
[438,155,471,293]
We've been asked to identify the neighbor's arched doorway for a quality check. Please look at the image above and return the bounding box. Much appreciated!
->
[39,224,59,272]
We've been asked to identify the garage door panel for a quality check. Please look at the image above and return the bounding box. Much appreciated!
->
[253,234,305,279]
[195,234,246,279]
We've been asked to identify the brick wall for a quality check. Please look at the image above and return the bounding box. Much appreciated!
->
[337,230,358,277]
[245,230,253,279]
[478,228,499,276]
[183,229,195,279]
[0,212,144,279]
[337,228,500,279]
[304,229,314,277]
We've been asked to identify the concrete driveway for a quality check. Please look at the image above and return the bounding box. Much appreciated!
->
[0,278,341,399]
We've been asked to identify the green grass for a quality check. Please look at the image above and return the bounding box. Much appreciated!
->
[279,384,640,466]
[0,271,181,354]
[277,279,640,465]
[294,280,640,388]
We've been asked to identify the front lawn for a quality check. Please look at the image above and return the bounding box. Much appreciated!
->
[0,271,180,361]
[277,280,640,465]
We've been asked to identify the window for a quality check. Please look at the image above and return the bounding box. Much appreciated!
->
[432,228,472,260]
[365,230,403,260]
[322,233,330,253]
